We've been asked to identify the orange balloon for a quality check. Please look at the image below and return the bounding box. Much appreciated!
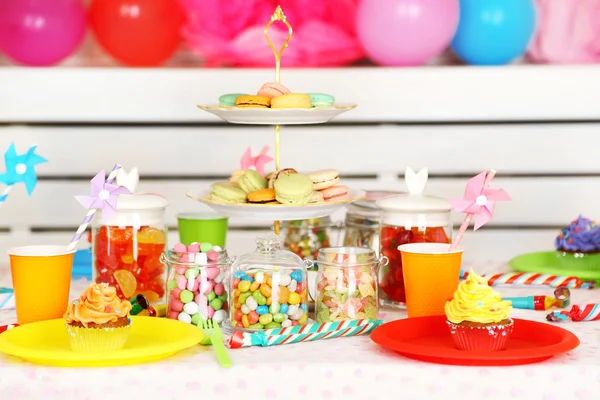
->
[89,0,186,66]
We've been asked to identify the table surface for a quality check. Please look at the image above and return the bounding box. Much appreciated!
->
[1,265,599,400]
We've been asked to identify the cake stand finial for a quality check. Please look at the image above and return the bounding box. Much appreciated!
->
[264,5,293,84]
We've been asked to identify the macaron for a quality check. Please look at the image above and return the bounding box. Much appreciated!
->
[271,93,311,109]
[267,168,298,188]
[236,95,270,108]
[308,191,324,203]
[306,169,340,190]
[219,93,246,107]
[258,82,291,99]
[274,174,314,205]
[237,169,268,194]
[308,93,335,108]
[209,182,247,203]
[229,169,245,185]
[248,188,277,204]
[320,185,349,202]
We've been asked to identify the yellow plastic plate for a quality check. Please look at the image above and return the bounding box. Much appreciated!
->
[0,316,203,367]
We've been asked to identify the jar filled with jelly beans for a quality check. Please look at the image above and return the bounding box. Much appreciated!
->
[229,233,309,331]
[314,247,386,323]
[342,191,403,255]
[164,242,231,326]
[92,194,169,304]
[282,217,336,260]
[375,193,452,308]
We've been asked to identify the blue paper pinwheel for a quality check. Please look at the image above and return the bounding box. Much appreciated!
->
[0,143,47,204]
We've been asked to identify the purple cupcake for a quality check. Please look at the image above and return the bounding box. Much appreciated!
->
[555,216,600,254]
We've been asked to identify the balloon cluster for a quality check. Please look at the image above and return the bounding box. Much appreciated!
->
[0,0,186,67]
[356,0,537,66]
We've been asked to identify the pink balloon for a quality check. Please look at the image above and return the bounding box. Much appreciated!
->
[356,0,459,66]
[0,0,87,66]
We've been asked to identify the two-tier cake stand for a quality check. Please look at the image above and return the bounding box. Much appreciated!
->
[188,5,363,235]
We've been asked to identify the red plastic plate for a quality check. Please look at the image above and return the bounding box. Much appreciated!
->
[371,315,580,366]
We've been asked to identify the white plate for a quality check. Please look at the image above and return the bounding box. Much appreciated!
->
[197,105,357,125]
[186,188,365,221]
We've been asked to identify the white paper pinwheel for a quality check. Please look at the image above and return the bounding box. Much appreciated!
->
[448,171,511,231]
[76,169,131,221]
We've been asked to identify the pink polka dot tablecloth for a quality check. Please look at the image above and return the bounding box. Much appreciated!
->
[0,266,599,400]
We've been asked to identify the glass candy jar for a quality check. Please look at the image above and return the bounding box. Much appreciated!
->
[230,233,309,331]
[164,247,232,326]
[375,169,453,308]
[92,194,169,304]
[342,191,403,255]
[314,247,386,323]
[282,217,336,261]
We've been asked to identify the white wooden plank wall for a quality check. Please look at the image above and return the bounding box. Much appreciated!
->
[1,67,599,265]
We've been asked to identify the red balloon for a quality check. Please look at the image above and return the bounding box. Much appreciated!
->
[89,0,186,66]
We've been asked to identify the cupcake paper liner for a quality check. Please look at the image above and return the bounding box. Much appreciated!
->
[66,323,132,353]
[447,319,514,351]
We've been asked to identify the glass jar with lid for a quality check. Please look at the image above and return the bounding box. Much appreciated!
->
[314,247,387,323]
[92,193,169,304]
[342,191,403,255]
[163,246,232,326]
[282,217,336,261]
[229,233,309,331]
[375,168,453,308]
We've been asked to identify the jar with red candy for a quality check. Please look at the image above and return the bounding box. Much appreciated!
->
[375,168,453,308]
[92,193,169,304]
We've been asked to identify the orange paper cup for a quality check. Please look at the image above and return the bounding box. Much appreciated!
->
[398,243,463,318]
[8,245,75,325]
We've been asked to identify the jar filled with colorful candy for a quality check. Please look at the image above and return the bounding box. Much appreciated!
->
[92,194,169,304]
[164,243,231,326]
[282,217,335,260]
[229,233,309,331]
[375,193,452,308]
[314,247,385,323]
[342,191,403,255]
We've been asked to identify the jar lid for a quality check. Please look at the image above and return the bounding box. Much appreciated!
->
[317,247,377,267]
[116,193,169,210]
[346,190,404,217]
[376,168,452,213]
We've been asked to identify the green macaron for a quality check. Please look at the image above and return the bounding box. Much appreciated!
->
[209,182,247,203]
[307,93,335,108]
[237,170,267,194]
[219,93,247,107]
[274,174,314,205]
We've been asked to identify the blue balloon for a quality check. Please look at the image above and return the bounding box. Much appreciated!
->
[451,0,537,65]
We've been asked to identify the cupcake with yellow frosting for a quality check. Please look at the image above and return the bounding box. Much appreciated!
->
[64,283,133,353]
[445,269,513,351]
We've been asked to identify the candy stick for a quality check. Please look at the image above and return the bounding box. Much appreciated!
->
[547,304,600,322]
[460,270,596,289]
[229,319,383,349]
[449,170,497,251]
[67,164,121,252]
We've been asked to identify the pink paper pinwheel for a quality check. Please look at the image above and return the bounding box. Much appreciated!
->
[240,145,273,176]
[448,170,511,251]
[75,169,131,221]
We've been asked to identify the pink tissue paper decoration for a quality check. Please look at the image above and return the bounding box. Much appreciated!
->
[180,0,364,67]
[528,0,600,64]
[240,145,273,176]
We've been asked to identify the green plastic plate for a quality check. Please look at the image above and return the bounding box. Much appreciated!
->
[508,251,600,283]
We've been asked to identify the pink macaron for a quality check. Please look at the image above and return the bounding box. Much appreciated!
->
[320,185,350,202]
[257,82,291,99]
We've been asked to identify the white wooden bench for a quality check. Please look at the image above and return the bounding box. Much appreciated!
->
[1,66,599,264]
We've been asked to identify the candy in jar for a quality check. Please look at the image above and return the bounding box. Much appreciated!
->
[164,242,231,325]
[230,233,309,330]
[92,194,169,303]
[282,217,335,260]
[342,191,403,254]
[375,168,452,307]
[315,247,384,322]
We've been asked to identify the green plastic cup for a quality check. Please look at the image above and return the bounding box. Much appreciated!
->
[177,212,228,247]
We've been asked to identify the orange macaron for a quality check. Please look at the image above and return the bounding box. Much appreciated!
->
[236,95,270,108]
[248,188,277,204]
